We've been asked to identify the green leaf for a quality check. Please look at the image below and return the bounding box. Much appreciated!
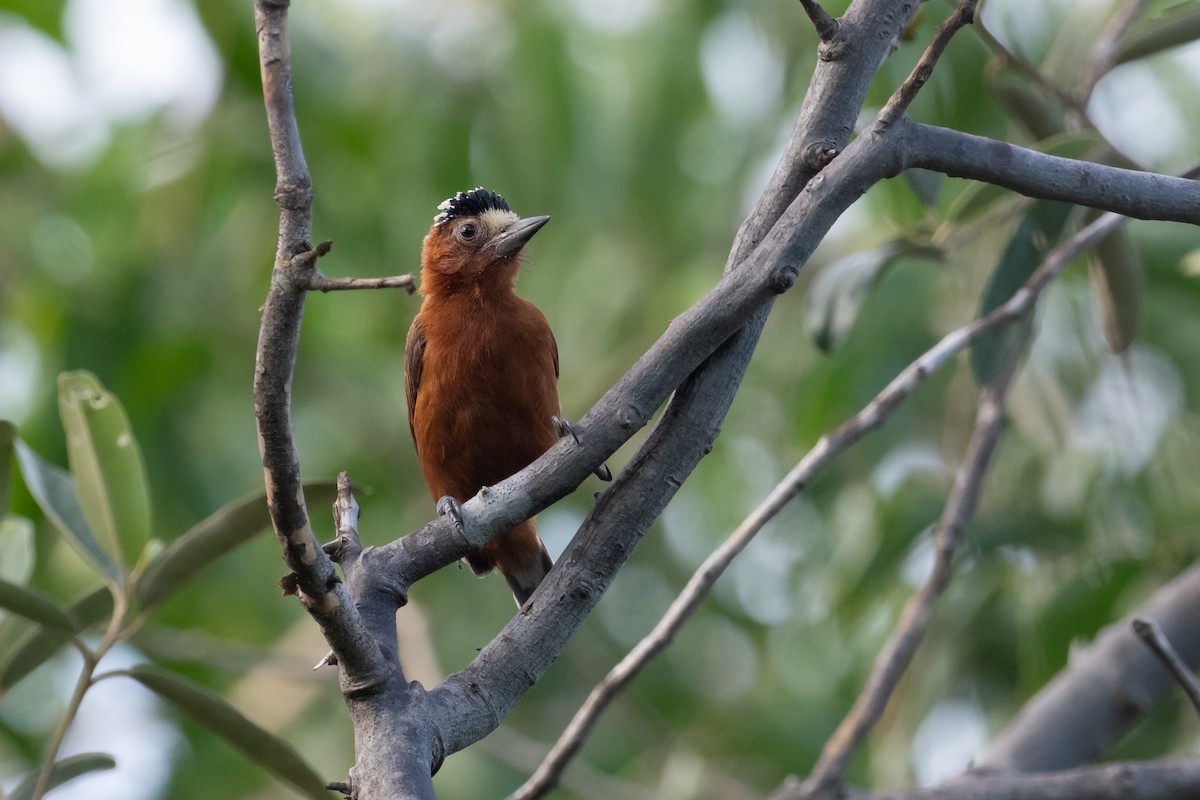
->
[0,587,113,695]
[0,419,14,517]
[10,752,117,800]
[128,665,332,799]
[806,241,941,353]
[971,201,1074,385]
[135,481,337,611]
[58,371,152,569]
[1117,4,1200,64]
[903,168,941,208]
[1088,222,1143,353]
[1040,2,1120,90]
[0,577,77,632]
[0,0,68,42]
[0,515,36,629]
[13,440,120,583]
[0,515,34,587]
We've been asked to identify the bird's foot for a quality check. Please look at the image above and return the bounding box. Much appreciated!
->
[552,416,613,482]
[552,415,579,444]
[436,495,467,535]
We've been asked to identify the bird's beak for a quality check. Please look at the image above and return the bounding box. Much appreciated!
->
[491,215,550,257]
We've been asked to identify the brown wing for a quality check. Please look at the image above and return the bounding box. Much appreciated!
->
[550,330,559,379]
[404,316,426,450]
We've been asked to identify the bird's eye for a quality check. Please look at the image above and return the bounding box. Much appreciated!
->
[459,223,477,240]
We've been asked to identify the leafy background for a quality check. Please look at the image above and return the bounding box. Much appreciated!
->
[1,0,1200,798]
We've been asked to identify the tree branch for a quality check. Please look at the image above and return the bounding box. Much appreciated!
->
[252,2,433,797]
[799,168,1200,789]
[252,0,388,687]
[778,758,1200,800]
[879,0,979,127]
[983,561,1200,773]
[802,366,1015,798]
[307,274,416,292]
[902,121,1200,222]
[277,241,416,294]
[1133,618,1200,716]
[499,314,771,800]
[324,472,364,566]
[798,0,840,44]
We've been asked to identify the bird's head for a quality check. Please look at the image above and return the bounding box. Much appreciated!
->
[419,187,550,296]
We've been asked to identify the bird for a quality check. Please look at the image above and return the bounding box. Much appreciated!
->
[405,187,564,606]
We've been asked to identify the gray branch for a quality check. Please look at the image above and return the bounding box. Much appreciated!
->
[902,121,1200,223]
[770,559,1200,799]
[1133,618,1200,716]
[775,758,1200,800]
[251,0,390,686]
[251,2,426,797]
[982,562,1200,774]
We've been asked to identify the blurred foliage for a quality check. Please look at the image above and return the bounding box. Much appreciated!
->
[0,0,1199,798]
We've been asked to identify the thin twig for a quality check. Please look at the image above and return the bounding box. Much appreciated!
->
[324,471,364,563]
[508,197,1141,800]
[799,0,839,43]
[313,472,365,670]
[799,175,1196,795]
[1132,618,1200,715]
[798,162,1194,787]
[308,274,416,293]
[803,364,1017,797]
[252,0,390,684]
[879,0,979,126]
[30,590,127,800]
[31,651,97,800]
[278,240,416,294]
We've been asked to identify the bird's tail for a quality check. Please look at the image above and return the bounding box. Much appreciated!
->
[465,520,553,606]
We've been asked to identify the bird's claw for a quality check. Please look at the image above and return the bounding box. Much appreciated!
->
[436,495,466,535]
[552,415,580,444]
[552,415,613,482]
